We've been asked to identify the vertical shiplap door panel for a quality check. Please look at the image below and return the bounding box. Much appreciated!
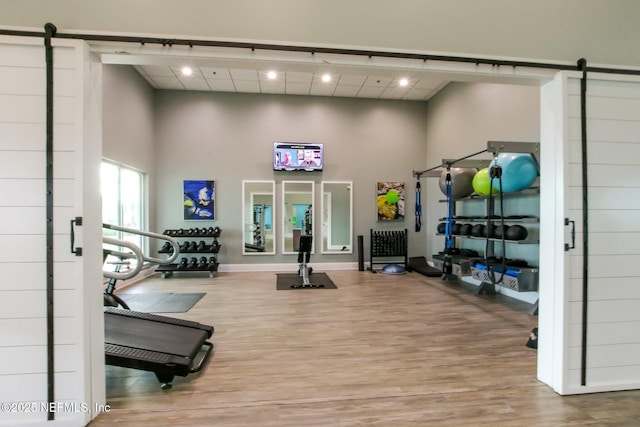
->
[0,122,43,150]
[568,253,639,279]
[568,344,640,369]
[568,140,640,165]
[569,321,640,347]
[0,66,45,94]
[0,344,79,376]
[0,94,77,124]
[0,178,74,207]
[0,235,80,263]
[566,209,640,233]
[565,73,640,392]
[568,164,640,190]
[0,122,74,151]
[568,366,640,390]
[568,277,640,302]
[0,261,74,291]
[0,371,82,408]
[569,300,640,324]
[0,66,79,96]
[574,117,640,143]
[569,186,640,210]
[565,231,640,256]
[0,152,76,179]
[541,72,640,395]
[0,289,79,318]
[0,36,99,426]
[0,317,78,347]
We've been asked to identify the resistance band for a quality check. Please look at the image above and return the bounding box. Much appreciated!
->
[444,170,454,249]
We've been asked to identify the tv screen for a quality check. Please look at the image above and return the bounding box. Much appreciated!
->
[273,142,324,171]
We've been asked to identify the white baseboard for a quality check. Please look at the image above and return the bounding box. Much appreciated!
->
[219,262,359,272]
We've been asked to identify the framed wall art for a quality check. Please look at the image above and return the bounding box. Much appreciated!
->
[377,181,405,221]
[183,180,215,220]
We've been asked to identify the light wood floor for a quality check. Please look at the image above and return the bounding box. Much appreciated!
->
[89,270,640,426]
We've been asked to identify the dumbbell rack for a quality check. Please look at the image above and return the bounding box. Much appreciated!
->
[369,228,408,271]
[156,227,222,278]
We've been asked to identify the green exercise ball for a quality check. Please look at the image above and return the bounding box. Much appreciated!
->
[472,168,500,196]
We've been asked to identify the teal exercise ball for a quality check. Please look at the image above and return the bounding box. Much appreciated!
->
[438,168,476,199]
[489,153,539,193]
[472,168,499,196]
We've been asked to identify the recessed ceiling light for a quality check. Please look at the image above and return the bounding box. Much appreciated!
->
[399,78,409,87]
[322,73,331,82]
[267,70,277,80]
[181,67,193,76]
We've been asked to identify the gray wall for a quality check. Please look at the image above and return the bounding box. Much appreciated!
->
[102,64,158,233]
[424,82,541,259]
[153,90,429,265]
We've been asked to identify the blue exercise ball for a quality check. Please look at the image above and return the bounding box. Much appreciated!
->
[489,153,538,193]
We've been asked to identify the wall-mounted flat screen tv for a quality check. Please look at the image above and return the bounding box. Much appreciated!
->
[273,142,324,171]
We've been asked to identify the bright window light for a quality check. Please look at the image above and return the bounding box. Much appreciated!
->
[399,78,409,87]
[267,70,277,80]
[322,73,331,82]
[181,67,193,76]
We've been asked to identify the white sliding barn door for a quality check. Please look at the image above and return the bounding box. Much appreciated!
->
[0,36,104,426]
[539,71,640,395]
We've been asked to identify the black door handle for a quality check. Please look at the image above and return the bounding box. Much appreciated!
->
[564,218,575,251]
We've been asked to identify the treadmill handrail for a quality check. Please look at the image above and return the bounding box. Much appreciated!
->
[103,223,180,265]
[103,236,144,280]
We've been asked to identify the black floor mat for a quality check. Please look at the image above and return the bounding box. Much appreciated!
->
[118,292,206,313]
[408,256,443,277]
[276,272,337,290]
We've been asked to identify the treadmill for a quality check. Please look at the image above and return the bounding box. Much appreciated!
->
[102,225,214,389]
[104,307,213,389]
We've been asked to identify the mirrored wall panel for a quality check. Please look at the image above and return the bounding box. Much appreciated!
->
[321,181,353,254]
[242,180,276,255]
[282,181,314,254]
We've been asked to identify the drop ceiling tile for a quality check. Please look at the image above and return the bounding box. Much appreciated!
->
[139,65,176,77]
[337,74,367,86]
[150,76,184,90]
[134,66,159,89]
[309,84,336,96]
[286,71,313,84]
[413,77,448,90]
[200,67,232,80]
[286,82,311,95]
[380,86,409,99]
[333,85,361,97]
[233,80,261,93]
[170,66,204,79]
[261,81,286,94]
[402,88,431,100]
[205,78,237,92]
[312,72,341,84]
[362,75,392,87]
[258,70,284,81]
[178,77,210,91]
[230,69,259,80]
[356,86,385,98]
